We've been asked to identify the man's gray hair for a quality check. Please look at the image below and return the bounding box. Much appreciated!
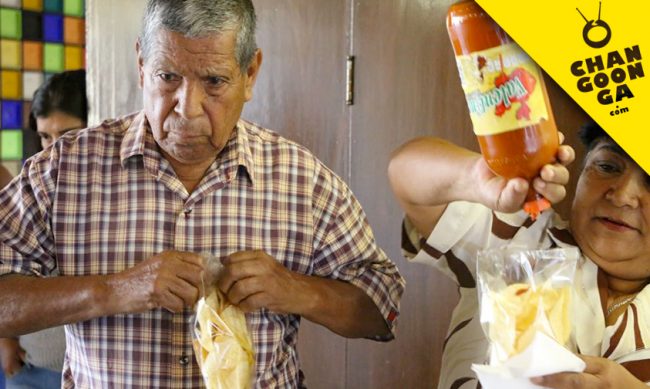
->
[139,0,257,72]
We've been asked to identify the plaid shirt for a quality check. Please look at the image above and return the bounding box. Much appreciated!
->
[0,112,404,388]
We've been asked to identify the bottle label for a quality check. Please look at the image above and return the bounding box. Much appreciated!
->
[455,43,550,136]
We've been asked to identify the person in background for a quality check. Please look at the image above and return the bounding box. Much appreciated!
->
[29,69,88,150]
[0,1,404,387]
[389,122,649,389]
[0,69,88,389]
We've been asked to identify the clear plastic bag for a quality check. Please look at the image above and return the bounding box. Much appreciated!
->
[476,246,580,364]
[192,255,255,389]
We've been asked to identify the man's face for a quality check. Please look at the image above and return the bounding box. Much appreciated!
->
[138,29,260,168]
[570,140,650,282]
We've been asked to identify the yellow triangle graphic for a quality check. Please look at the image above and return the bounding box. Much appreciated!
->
[476,0,650,174]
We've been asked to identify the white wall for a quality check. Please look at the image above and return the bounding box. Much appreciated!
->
[86,0,146,124]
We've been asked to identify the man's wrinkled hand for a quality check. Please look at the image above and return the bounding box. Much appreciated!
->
[217,250,307,314]
[117,250,204,313]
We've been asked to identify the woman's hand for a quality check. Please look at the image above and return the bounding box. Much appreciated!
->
[475,132,575,213]
[532,133,575,205]
[530,355,647,389]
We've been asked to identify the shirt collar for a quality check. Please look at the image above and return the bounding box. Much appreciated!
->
[229,119,256,185]
[119,111,256,186]
[120,111,153,165]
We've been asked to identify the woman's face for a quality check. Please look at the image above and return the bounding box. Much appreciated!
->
[35,111,86,149]
[570,139,650,284]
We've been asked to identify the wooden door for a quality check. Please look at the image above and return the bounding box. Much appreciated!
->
[347,2,469,387]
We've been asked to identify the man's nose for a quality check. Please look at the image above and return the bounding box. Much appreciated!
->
[175,81,206,119]
[606,171,643,208]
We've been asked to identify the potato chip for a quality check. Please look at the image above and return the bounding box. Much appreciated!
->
[193,288,255,389]
[488,282,571,356]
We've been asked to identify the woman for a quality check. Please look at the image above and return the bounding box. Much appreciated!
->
[0,69,87,389]
[389,122,649,389]
[29,69,88,150]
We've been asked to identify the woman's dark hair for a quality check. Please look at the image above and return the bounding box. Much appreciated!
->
[578,120,612,151]
[578,119,626,157]
[28,69,88,132]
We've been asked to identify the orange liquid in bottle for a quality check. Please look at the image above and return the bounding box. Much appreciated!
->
[447,0,559,219]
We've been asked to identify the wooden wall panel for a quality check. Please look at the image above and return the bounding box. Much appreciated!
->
[244,1,351,388]
[348,1,468,387]
[244,0,351,180]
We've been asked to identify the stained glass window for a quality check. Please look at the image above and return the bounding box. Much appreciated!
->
[0,0,85,176]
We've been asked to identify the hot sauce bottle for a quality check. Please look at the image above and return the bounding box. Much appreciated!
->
[446,0,559,219]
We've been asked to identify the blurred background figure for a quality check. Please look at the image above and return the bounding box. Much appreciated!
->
[0,69,87,389]
[29,69,88,150]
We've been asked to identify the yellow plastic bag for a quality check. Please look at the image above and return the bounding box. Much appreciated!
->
[192,256,255,389]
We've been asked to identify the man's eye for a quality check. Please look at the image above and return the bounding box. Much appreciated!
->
[206,77,225,87]
[158,73,178,82]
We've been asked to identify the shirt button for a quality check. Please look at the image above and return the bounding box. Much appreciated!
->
[183,208,192,215]
[179,355,190,366]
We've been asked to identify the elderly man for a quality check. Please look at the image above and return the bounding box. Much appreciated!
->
[0,1,404,387]
[389,121,649,389]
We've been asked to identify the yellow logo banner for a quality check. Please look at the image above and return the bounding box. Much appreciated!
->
[476,0,650,173]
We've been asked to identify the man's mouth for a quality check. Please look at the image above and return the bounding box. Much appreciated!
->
[166,132,206,143]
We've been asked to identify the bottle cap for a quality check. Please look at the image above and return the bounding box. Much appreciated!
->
[523,196,551,221]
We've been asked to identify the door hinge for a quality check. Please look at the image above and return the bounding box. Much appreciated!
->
[346,55,355,106]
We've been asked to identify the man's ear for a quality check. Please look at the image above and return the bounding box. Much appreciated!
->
[244,49,263,102]
[136,40,145,88]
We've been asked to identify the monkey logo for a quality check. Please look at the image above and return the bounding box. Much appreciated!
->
[577,1,612,49]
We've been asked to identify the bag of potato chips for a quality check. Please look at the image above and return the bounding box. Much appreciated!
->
[192,255,255,389]
[476,247,580,364]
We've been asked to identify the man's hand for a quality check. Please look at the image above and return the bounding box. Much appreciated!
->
[475,134,575,213]
[217,250,308,314]
[216,250,389,338]
[0,252,203,336]
[530,355,647,389]
[0,337,25,378]
[112,250,205,313]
